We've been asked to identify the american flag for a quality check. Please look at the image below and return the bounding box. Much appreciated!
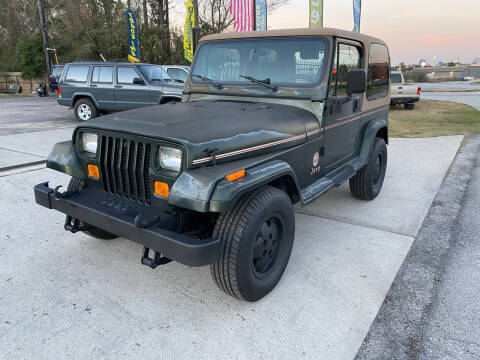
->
[230,0,254,32]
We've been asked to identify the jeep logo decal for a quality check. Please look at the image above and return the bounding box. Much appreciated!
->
[313,152,320,167]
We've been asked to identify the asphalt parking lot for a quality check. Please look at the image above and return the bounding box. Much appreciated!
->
[0,96,75,136]
[0,96,467,359]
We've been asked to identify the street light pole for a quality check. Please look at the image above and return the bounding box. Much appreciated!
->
[37,0,51,75]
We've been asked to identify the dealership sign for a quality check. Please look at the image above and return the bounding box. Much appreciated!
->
[126,9,140,63]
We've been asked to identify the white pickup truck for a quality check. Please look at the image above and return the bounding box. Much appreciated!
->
[390,71,421,110]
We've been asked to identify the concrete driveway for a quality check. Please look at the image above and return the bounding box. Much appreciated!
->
[0,134,463,359]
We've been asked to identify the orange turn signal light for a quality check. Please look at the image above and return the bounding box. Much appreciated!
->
[225,169,246,182]
[154,181,169,198]
[87,164,100,179]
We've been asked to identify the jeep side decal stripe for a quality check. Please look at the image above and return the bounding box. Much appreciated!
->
[192,133,306,164]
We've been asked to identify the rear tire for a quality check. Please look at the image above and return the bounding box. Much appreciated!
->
[74,98,98,121]
[67,178,118,240]
[210,186,295,302]
[349,137,387,201]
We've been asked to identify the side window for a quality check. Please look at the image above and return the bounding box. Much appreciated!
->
[167,68,188,82]
[329,43,361,96]
[367,44,390,100]
[91,66,113,83]
[117,67,141,84]
[65,66,90,82]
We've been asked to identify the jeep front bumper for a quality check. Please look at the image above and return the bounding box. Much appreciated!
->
[34,182,221,267]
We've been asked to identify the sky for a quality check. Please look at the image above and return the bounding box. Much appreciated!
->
[171,0,480,65]
[268,0,480,65]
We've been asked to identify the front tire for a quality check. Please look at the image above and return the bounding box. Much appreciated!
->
[67,178,118,240]
[74,98,98,121]
[349,137,388,200]
[210,186,295,302]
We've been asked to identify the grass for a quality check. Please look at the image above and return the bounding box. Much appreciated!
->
[389,100,480,137]
[472,81,480,85]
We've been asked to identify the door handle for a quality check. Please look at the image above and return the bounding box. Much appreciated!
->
[398,87,403,89]
[115,85,122,88]
[90,84,97,87]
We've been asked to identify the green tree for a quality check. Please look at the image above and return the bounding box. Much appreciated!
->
[16,34,46,79]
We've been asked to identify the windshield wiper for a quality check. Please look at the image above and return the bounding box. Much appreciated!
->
[240,75,278,92]
[191,74,223,89]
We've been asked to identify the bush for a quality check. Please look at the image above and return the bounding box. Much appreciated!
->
[16,34,45,79]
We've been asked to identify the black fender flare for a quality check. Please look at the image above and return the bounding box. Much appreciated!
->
[360,119,388,163]
[208,160,301,213]
[168,160,301,213]
[46,140,87,180]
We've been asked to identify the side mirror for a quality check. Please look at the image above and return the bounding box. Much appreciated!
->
[347,69,367,95]
[133,77,145,85]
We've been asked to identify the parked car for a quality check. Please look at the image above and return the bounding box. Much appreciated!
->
[390,71,421,110]
[162,65,190,83]
[35,28,391,301]
[57,61,184,121]
[48,64,65,92]
[463,76,474,81]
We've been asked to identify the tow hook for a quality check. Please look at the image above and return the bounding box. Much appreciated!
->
[141,247,172,269]
[64,215,94,233]
[53,185,77,199]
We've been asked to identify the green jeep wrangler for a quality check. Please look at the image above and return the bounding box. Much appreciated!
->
[34,28,391,302]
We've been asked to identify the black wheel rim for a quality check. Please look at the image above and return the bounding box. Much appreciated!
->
[373,153,383,185]
[251,215,283,278]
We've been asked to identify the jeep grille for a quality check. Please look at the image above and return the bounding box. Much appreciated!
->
[99,136,152,204]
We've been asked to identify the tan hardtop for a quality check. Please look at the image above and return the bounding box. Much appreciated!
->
[200,27,387,47]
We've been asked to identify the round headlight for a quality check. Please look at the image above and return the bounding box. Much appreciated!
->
[159,146,182,172]
[82,133,98,154]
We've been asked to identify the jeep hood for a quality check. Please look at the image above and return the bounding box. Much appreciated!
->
[77,100,319,167]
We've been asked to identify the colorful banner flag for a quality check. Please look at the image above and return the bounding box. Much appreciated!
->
[126,9,140,63]
[183,0,195,63]
[255,0,267,31]
[353,0,362,32]
[309,0,323,28]
[231,0,255,32]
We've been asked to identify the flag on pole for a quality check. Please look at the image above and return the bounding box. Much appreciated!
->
[255,0,267,31]
[126,9,140,63]
[183,0,195,63]
[353,0,362,32]
[309,0,323,28]
[230,0,255,32]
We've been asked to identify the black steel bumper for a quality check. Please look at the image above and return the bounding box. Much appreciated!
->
[34,182,221,267]
[390,97,420,105]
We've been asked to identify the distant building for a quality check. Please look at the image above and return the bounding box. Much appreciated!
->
[473,58,480,64]
[467,63,480,78]
[406,65,467,81]
[419,59,428,67]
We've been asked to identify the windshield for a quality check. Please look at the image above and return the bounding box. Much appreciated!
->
[138,65,172,83]
[192,37,329,87]
[391,73,403,84]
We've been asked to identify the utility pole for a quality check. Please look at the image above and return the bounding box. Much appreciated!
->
[192,0,200,55]
[37,0,51,75]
